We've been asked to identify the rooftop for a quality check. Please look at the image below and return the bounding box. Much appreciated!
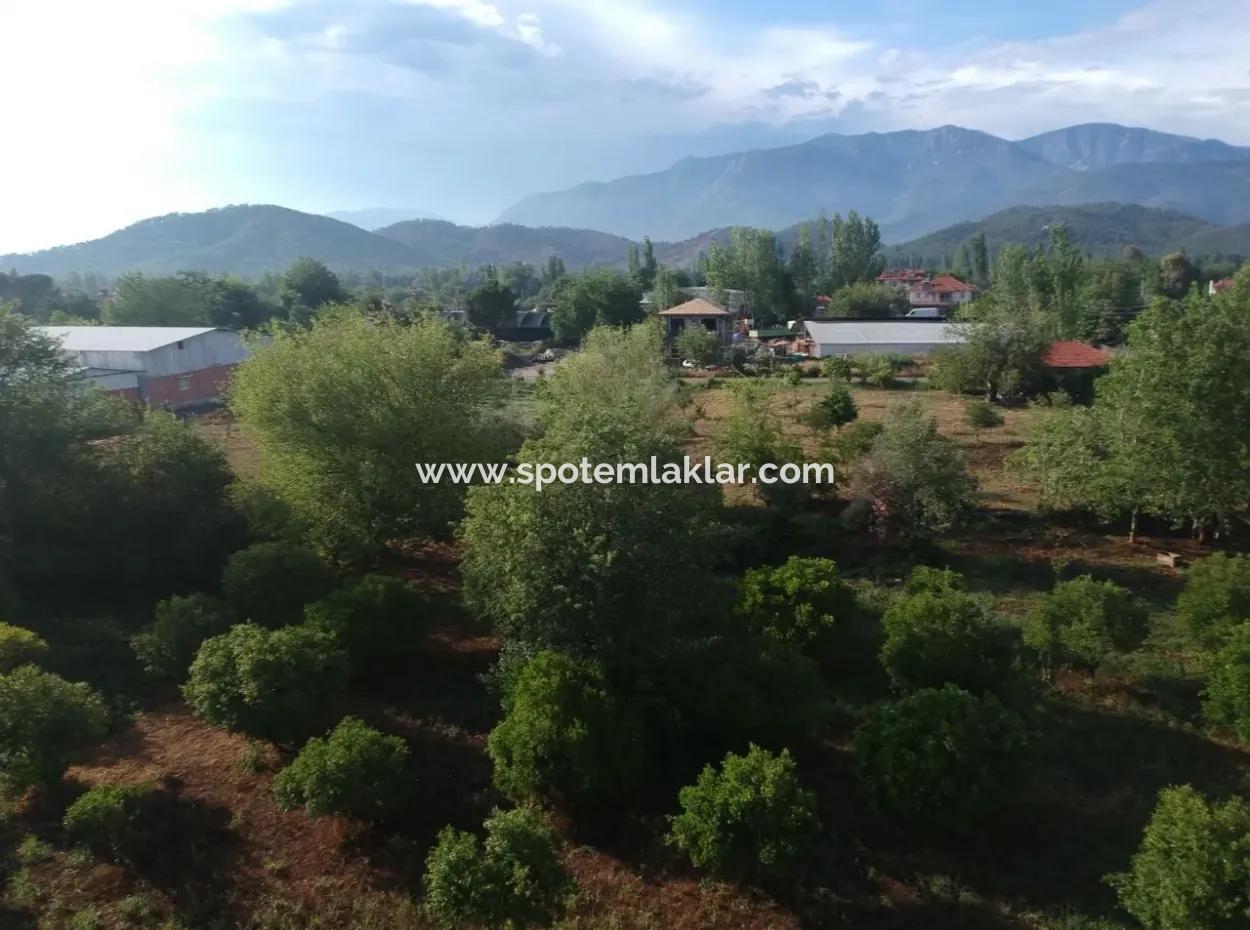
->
[658,297,731,317]
[1043,340,1110,369]
[803,320,967,346]
[39,326,221,353]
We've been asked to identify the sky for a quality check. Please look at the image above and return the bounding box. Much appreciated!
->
[3,0,1249,253]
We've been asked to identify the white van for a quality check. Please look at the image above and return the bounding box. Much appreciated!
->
[905,307,945,319]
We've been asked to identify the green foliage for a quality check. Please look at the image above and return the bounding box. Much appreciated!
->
[674,324,722,367]
[424,806,572,930]
[105,271,275,328]
[0,666,109,791]
[821,355,855,381]
[272,716,410,821]
[855,684,1028,830]
[880,577,1015,694]
[1178,554,1250,649]
[230,308,511,561]
[304,574,425,676]
[713,380,807,507]
[547,268,644,343]
[0,623,48,673]
[934,305,1050,400]
[862,401,975,541]
[1022,576,1149,671]
[182,624,348,742]
[824,419,883,465]
[856,353,902,388]
[806,380,857,430]
[1109,785,1250,930]
[62,784,155,860]
[825,282,908,318]
[1202,623,1250,740]
[488,652,644,807]
[131,594,235,680]
[827,211,885,289]
[667,744,819,881]
[704,228,792,325]
[466,279,518,332]
[735,557,853,656]
[280,257,347,317]
[221,542,336,628]
[964,400,1004,437]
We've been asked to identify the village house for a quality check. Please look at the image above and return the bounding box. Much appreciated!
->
[658,297,735,344]
[876,268,975,311]
[39,326,250,409]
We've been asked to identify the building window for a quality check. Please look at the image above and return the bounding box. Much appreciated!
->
[177,376,191,392]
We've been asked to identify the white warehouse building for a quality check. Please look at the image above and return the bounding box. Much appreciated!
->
[802,320,967,358]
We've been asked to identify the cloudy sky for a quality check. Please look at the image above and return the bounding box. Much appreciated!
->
[3,0,1249,252]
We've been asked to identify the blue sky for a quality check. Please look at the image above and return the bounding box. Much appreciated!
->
[3,0,1248,252]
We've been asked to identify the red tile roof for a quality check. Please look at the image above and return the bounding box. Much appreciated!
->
[929,274,974,293]
[657,297,730,317]
[1043,341,1110,369]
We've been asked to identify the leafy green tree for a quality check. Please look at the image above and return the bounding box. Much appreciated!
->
[304,574,425,676]
[969,232,990,289]
[735,557,853,654]
[806,379,857,430]
[182,624,348,742]
[0,666,109,791]
[861,401,975,541]
[272,716,410,821]
[488,651,645,807]
[825,282,908,318]
[1177,554,1250,649]
[548,269,644,343]
[1158,250,1197,299]
[704,227,791,324]
[280,257,347,316]
[821,355,854,381]
[131,594,236,680]
[0,623,47,673]
[880,580,1015,694]
[221,542,335,628]
[424,806,573,930]
[231,308,510,560]
[788,224,819,311]
[855,684,1028,831]
[466,279,517,332]
[62,784,156,861]
[713,380,807,507]
[1022,576,1149,671]
[828,211,885,288]
[667,745,819,881]
[1203,623,1250,740]
[1109,785,1250,930]
[540,255,566,288]
[964,400,1003,441]
[651,266,681,312]
[674,324,721,367]
[937,306,1050,401]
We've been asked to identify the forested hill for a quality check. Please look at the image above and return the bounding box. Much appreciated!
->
[883,204,1250,265]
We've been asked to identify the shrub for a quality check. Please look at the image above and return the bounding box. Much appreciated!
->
[303,574,425,676]
[855,685,1028,830]
[1203,622,1250,741]
[1109,785,1250,930]
[1022,576,1149,671]
[735,556,854,656]
[1177,553,1250,648]
[822,356,854,381]
[667,744,819,881]
[783,366,803,387]
[424,806,572,930]
[221,542,335,627]
[825,419,883,465]
[272,716,410,821]
[62,784,155,860]
[131,594,235,680]
[0,623,48,673]
[488,651,644,807]
[964,400,1004,438]
[806,381,858,430]
[859,353,900,388]
[182,624,348,742]
[0,666,109,791]
[880,584,1015,694]
[903,565,965,596]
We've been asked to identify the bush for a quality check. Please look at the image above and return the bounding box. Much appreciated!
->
[822,356,854,381]
[1177,553,1250,648]
[667,744,819,881]
[1022,576,1149,671]
[735,557,854,657]
[62,784,155,860]
[221,542,335,627]
[131,594,235,680]
[805,381,858,431]
[858,353,901,388]
[303,574,425,676]
[272,716,410,821]
[0,666,109,791]
[424,806,572,930]
[855,685,1028,830]
[1109,785,1250,930]
[488,651,644,807]
[182,624,348,742]
[880,582,1015,694]
[903,565,965,596]
[825,419,883,465]
[964,400,1004,438]
[0,623,48,673]
[1203,622,1250,741]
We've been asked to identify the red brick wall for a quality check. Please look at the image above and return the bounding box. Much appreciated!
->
[142,363,237,408]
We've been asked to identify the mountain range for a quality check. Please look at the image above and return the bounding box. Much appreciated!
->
[498,123,1250,241]
[325,207,446,230]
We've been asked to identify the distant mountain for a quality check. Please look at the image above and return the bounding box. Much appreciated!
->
[1018,123,1250,171]
[326,207,446,230]
[373,219,634,268]
[885,204,1250,265]
[497,123,1250,242]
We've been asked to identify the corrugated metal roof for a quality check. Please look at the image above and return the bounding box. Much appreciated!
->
[38,326,221,353]
[803,321,967,346]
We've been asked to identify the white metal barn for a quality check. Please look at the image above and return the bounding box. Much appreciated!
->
[802,320,967,358]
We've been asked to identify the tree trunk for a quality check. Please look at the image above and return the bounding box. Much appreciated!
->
[1128,509,1139,544]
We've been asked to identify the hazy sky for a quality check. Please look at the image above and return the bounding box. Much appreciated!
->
[3,0,1249,253]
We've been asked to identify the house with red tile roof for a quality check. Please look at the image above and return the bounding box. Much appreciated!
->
[1043,341,1110,370]
[1209,278,1234,296]
[875,268,975,310]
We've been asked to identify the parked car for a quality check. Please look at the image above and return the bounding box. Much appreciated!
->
[905,307,945,319]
